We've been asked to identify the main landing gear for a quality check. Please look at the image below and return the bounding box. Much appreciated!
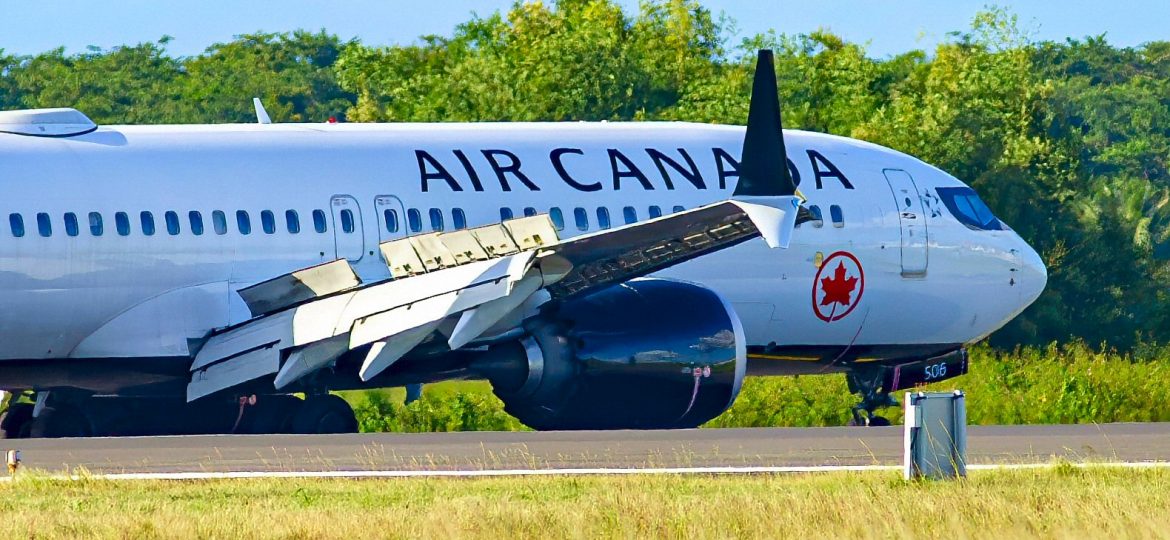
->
[0,392,34,439]
[199,392,359,435]
[0,390,359,438]
[846,366,898,427]
[1,390,95,438]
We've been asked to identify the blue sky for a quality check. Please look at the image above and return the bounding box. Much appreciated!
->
[4,1,1167,58]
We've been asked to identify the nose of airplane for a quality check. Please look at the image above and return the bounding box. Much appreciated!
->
[1017,238,1048,306]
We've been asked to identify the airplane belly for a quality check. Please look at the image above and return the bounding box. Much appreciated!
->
[0,248,238,360]
[0,287,119,360]
[70,281,232,358]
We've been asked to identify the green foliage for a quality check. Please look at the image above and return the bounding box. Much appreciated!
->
[2,3,1169,348]
[714,343,1170,427]
[346,343,1170,431]
[349,386,527,433]
[181,30,356,122]
[8,41,187,124]
[335,0,725,121]
[2,31,352,124]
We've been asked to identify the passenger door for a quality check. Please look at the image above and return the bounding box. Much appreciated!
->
[882,169,928,276]
[330,195,365,262]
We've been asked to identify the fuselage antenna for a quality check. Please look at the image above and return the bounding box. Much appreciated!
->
[253,98,272,125]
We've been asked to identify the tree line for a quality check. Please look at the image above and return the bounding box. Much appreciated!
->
[2,1,1167,349]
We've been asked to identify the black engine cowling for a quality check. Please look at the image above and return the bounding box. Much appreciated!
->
[477,278,746,430]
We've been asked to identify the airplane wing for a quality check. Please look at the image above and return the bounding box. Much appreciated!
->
[185,50,804,401]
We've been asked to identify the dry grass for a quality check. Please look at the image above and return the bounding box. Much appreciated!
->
[1,467,1169,539]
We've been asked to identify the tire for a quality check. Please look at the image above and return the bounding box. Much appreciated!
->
[0,403,34,439]
[28,404,93,438]
[243,395,303,434]
[847,415,892,427]
[291,394,357,434]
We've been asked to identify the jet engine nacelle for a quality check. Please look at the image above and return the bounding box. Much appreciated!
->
[480,278,747,430]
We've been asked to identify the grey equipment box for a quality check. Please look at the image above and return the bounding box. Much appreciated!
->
[903,390,967,480]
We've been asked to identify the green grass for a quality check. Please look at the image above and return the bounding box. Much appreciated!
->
[344,342,1170,432]
[2,467,1168,538]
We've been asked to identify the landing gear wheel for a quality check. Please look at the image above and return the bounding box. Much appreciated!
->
[291,394,357,434]
[28,404,93,438]
[0,403,33,439]
[846,367,899,427]
[244,395,303,434]
[846,415,890,427]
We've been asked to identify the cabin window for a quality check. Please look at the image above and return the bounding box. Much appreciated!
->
[809,205,824,228]
[830,205,844,228]
[523,207,537,217]
[312,209,327,233]
[64,213,79,237]
[648,205,662,219]
[285,210,300,234]
[261,210,276,234]
[340,209,356,234]
[500,208,513,221]
[383,209,399,233]
[597,207,611,229]
[550,207,565,231]
[189,211,204,236]
[407,209,422,233]
[673,205,685,214]
[90,212,105,236]
[623,206,637,224]
[452,208,467,230]
[116,212,131,236]
[140,212,155,236]
[237,210,252,235]
[428,208,444,231]
[36,213,51,237]
[574,207,589,231]
[164,211,180,235]
[212,211,228,235]
[8,214,23,237]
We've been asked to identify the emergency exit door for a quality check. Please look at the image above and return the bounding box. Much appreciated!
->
[374,195,406,243]
[330,195,365,262]
[883,169,928,276]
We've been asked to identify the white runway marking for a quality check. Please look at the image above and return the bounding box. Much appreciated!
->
[2,461,1167,482]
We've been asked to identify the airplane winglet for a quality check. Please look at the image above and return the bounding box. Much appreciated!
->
[732,50,801,248]
[253,97,272,125]
[734,49,795,198]
[730,196,800,249]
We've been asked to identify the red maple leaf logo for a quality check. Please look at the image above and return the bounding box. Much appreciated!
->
[820,262,858,308]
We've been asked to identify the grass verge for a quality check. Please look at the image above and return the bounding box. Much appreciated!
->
[1,467,1168,538]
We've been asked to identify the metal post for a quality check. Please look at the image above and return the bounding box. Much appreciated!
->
[904,390,967,480]
[5,449,19,475]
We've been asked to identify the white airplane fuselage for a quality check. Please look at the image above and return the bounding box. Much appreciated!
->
[0,121,1045,386]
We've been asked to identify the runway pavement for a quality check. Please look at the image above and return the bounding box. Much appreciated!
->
[4,423,1168,475]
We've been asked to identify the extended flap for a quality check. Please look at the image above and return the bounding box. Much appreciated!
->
[237,259,360,316]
